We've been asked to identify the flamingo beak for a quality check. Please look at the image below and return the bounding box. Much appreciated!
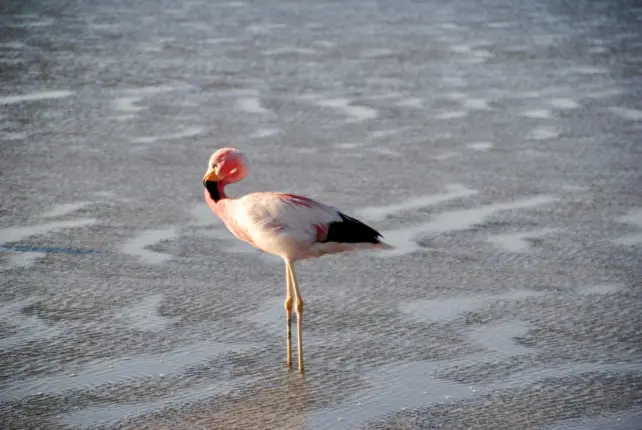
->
[202,168,218,185]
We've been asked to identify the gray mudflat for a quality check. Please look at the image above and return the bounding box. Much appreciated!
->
[1,0,641,429]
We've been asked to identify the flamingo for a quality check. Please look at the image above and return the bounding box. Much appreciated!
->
[202,147,391,373]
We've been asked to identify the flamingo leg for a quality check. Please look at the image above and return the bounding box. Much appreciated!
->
[285,263,293,369]
[287,262,304,374]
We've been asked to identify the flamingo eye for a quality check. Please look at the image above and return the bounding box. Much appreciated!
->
[230,167,238,175]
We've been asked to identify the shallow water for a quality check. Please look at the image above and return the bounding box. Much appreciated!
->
[1,0,641,429]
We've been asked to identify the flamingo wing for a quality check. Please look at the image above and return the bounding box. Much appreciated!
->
[233,192,383,246]
[233,193,340,242]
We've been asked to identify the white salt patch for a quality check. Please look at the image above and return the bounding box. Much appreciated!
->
[0,299,64,349]
[543,410,642,430]
[487,228,559,252]
[379,195,559,257]
[561,184,587,191]
[0,59,25,66]
[487,22,512,28]
[361,48,394,58]
[112,96,144,112]
[250,128,281,138]
[156,37,176,45]
[1,341,257,400]
[61,376,256,427]
[443,92,466,100]
[520,109,552,119]
[122,84,187,96]
[0,90,73,105]
[335,142,362,149]
[613,233,642,246]
[588,46,608,54]
[402,290,545,323]
[609,107,642,121]
[369,148,402,157]
[577,283,623,296]
[115,294,180,332]
[615,32,639,40]
[296,93,322,102]
[94,191,115,198]
[527,126,560,140]
[297,148,318,154]
[519,91,548,99]
[442,76,467,87]
[564,66,608,75]
[504,45,529,54]
[461,57,487,65]
[263,47,317,56]
[467,142,493,151]
[463,98,489,109]
[138,43,162,53]
[309,349,639,429]
[451,44,472,54]
[469,321,532,356]
[87,20,122,30]
[584,89,623,99]
[472,50,493,59]
[1,132,28,140]
[368,92,403,100]
[131,126,206,144]
[235,97,269,114]
[247,23,285,34]
[518,149,546,158]
[396,97,423,108]
[307,361,476,430]
[433,152,460,160]
[0,41,28,49]
[204,37,236,44]
[112,114,136,121]
[551,98,580,109]
[533,35,559,46]
[496,361,642,391]
[7,252,46,268]
[369,128,405,139]
[343,152,365,158]
[316,98,378,122]
[441,23,465,30]
[43,202,93,218]
[220,1,247,7]
[357,184,478,222]
[435,111,466,119]
[312,40,336,49]
[612,208,642,245]
[617,208,642,227]
[0,219,97,246]
[122,228,177,264]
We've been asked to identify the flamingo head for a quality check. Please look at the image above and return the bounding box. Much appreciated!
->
[202,147,249,186]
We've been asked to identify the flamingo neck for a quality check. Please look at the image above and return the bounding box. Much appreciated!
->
[204,180,227,203]
[204,180,236,223]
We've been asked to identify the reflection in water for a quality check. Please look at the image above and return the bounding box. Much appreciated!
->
[122,374,312,430]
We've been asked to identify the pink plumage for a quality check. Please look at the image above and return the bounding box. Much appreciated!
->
[202,147,390,373]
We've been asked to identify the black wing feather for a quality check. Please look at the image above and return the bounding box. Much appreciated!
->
[321,212,383,244]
